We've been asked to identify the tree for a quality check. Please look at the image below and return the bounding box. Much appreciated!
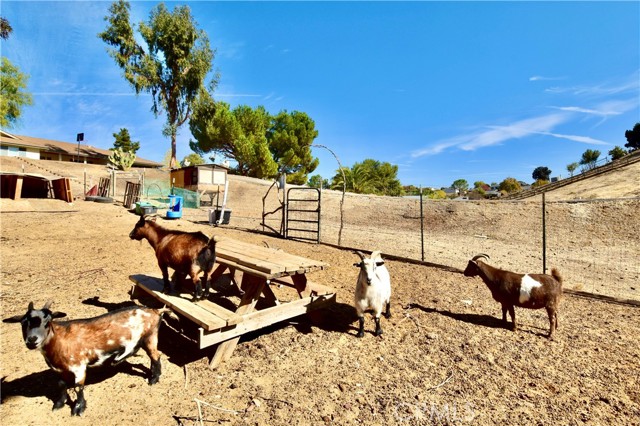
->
[498,177,521,194]
[580,149,601,171]
[190,100,277,179]
[268,110,319,184]
[451,179,469,193]
[624,122,640,152]
[1,57,34,129]
[190,98,319,182]
[566,162,579,177]
[531,179,549,188]
[331,163,374,194]
[1,18,33,130]
[307,174,329,189]
[1,17,13,40]
[112,128,140,154]
[181,153,205,167]
[330,159,403,196]
[99,0,214,169]
[608,146,627,161]
[532,166,552,181]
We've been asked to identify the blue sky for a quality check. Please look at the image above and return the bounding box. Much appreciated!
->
[2,1,639,188]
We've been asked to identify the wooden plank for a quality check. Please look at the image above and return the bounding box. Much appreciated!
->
[129,275,226,331]
[199,292,336,349]
[217,238,327,272]
[216,244,326,275]
[195,299,244,326]
[209,274,266,368]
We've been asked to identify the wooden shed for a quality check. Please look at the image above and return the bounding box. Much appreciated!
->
[170,164,229,205]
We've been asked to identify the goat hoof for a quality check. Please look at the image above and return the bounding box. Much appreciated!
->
[71,401,86,416]
[52,399,66,411]
[375,329,383,337]
[149,376,160,385]
[384,313,391,319]
[356,331,364,338]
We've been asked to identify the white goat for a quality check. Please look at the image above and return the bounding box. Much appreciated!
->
[353,251,391,337]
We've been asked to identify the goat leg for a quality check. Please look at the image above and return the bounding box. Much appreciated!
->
[71,386,86,416]
[52,379,68,411]
[546,307,556,339]
[149,358,161,385]
[508,306,517,331]
[384,301,391,319]
[356,317,365,338]
[374,316,383,336]
[161,267,172,294]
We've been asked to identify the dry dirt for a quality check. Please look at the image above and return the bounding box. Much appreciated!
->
[1,159,639,425]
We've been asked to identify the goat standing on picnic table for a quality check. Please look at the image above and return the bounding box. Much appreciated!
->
[129,215,219,301]
[463,254,563,338]
[3,302,169,416]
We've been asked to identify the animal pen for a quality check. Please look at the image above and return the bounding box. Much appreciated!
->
[250,182,640,304]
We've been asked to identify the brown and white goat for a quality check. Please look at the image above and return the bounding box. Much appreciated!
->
[129,215,219,300]
[463,254,562,338]
[4,302,169,416]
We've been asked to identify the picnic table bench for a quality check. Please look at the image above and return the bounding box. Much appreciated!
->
[130,237,336,369]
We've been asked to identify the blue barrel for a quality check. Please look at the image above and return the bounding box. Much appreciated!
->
[166,195,183,219]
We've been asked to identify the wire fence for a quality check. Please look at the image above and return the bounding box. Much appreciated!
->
[239,187,640,302]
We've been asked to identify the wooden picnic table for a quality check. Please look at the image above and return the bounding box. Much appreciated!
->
[130,237,336,369]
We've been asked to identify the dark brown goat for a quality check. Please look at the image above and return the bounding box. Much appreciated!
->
[129,216,219,300]
[4,302,169,416]
[463,254,563,338]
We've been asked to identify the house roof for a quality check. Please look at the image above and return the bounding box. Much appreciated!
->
[0,131,163,168]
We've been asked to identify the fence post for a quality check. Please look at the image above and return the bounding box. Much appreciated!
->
[420,186,425,262]
[542,192,547,274]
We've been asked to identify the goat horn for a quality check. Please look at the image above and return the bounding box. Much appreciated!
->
[355,251,366,260]
[42,300,53,310]
[471,253,490,262]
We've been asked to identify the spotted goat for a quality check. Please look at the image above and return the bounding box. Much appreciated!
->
[4,302,170,416]
[463,254,563,338]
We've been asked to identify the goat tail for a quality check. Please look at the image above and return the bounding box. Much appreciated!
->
[156,306,179,321]
[208,235,221,248]
[550,268,563,286]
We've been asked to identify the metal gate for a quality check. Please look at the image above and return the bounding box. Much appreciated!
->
[285,187,321,242]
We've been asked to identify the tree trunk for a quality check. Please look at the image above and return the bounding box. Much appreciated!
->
[170,132,177,169]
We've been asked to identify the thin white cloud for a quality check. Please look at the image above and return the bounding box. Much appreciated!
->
[411,112,608,158]
[545,76,639,96]
[550,98,638,119]
[529,75,566,81]
[536,132,609,145]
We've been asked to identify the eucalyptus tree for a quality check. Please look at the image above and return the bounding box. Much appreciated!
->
[99,0,214,168]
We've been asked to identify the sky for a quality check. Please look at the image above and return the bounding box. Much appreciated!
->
[1,1,639,189]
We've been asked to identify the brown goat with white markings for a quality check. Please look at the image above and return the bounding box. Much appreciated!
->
[129,215,219,300]
[4,302,169,416]
[463,254,563,338]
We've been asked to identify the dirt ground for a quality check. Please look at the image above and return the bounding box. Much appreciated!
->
[1,195,639,425]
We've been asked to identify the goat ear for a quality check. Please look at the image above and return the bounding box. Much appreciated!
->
[353,262,362,267]
[51,311,67,319]
[3,314,25,323]
[375,261,385,266]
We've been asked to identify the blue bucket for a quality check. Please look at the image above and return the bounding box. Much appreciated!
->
[166,195,183,219]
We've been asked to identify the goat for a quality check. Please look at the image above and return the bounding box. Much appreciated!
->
[129,215,219,301]
[463,254,563,338]
[3,301,169,416]
[353,251,392,337]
